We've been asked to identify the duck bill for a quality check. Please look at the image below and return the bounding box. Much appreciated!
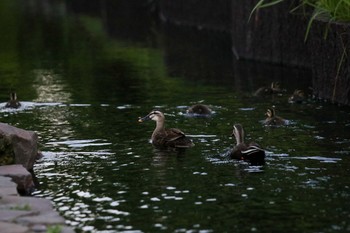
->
[138,114,151,122]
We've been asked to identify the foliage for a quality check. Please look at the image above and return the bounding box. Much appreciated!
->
[303,0,350,40]
[252,0,350,22]
[251,0,350,40]
[308,0,350,21]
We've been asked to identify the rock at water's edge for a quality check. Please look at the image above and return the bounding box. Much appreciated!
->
[0,123,39,171]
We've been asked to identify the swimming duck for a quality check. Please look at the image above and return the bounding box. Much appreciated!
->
[288,89,305,103]
[253,82,282,96]
[229,124,265,165]
[264,107,285,126]
[5,92,21,109]
[138,110,195,148]
[187,104,212,115]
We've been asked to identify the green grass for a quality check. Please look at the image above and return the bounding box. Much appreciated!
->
[307,0,350,21]
[10,203,31,211]
[302,0,350,39]
[47,225,62,233]
[251,0,350,40]
[251,0,350,22]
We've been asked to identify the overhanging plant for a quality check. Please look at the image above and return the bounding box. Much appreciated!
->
[250,0,350,40]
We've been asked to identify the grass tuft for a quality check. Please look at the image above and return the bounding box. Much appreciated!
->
[251,0,350,22]
[47,225,62,233]
[250,0,350,40]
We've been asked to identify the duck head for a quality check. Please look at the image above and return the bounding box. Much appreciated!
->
[265,108,276,118]
[10,92,18,101]
[271,82,279,89]
[231,124,244,145]
[138,110,164,122]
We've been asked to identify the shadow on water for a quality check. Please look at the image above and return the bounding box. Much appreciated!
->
[1,0,350,232]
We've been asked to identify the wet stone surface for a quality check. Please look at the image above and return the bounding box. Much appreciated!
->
[0,165,74,233]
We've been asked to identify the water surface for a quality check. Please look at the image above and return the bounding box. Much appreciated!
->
[1,1,350,232]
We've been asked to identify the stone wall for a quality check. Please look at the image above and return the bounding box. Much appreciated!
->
[231,1,310,67]
[309,19,350,105]
[158,0,350,105]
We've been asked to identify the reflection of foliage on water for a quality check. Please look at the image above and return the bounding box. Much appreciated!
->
[0,1,23,96]
[0,0,180,105]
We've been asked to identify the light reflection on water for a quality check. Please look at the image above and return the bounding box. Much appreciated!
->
[1,1,350,232]
[32,69,72,103]
[2,97,350,232]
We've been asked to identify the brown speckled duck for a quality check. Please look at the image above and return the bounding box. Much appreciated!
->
[254,82,282,96]
[229,124,265,165]
[264,107,286,126]
[288,89,305,103]
[138,110,195,148]
[187,104,212,115]
[5,92,21,109]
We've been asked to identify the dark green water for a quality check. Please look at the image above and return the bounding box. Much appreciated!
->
[1,1,350,232]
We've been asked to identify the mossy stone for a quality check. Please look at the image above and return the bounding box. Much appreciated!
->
[0,135,15,166]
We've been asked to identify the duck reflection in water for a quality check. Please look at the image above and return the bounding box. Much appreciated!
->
[229,124,265,166]
[138,110,195,149]
[5,92,21,109]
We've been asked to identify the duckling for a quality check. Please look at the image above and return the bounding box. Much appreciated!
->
[253,82,282,96]
[187,104,212,115]
[229,124,265,165]
[288,89,305,103]
[138,110,195,148]
[5,92,21,109]
[264,107,286,126]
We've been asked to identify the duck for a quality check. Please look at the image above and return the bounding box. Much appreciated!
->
[253,82,282,96]
[229,124,265,165]
[138,110,195,149]
[187,104,212,115]
[264,107,286,126]
[5,92,21,109]
[288,89,305,103]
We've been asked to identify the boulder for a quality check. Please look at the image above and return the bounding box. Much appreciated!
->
[0,123,39,171]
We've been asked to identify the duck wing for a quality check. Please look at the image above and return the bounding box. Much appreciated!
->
[242,143,266,165]
[230,143,247,160]
[230,143,265,165]
[151,128,194,148]
[165,128,186,141]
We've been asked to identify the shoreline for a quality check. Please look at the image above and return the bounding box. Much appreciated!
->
[0,164,74,233]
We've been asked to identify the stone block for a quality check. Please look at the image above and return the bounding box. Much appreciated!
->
[0,176,19,196]
[0,221,29,233]
[0,165,34,195]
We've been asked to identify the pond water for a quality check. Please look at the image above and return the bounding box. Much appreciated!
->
[1,1,350,232]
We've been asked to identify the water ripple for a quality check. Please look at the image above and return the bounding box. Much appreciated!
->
[46,139,111,148]
[293,156,341,163]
